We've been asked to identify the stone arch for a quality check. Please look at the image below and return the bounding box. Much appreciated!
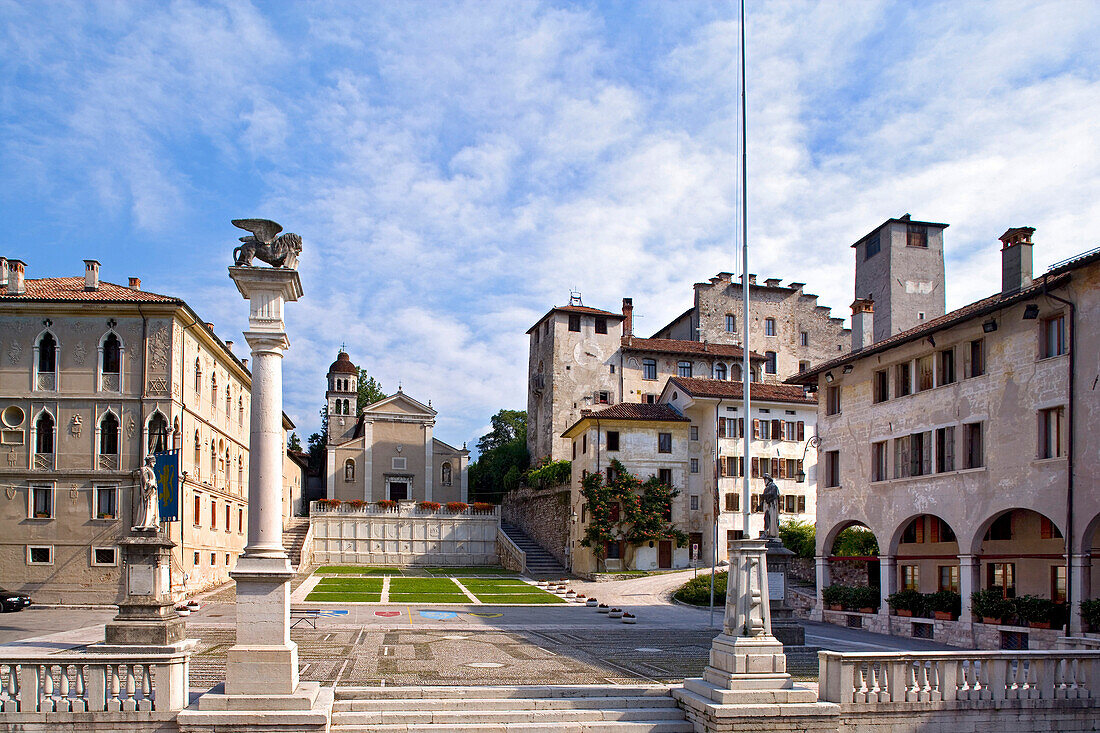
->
[967,507,1065,555]
[146,410,170,455]
[887,512,959,556]
[98,409,120,456]
[714,362,727,380]
[819,519,880,558]
[32,407,55,455]
[1081,512,1100,555]
[99,331,123,391]
[971,507,1066,601]
[889,513,961,595]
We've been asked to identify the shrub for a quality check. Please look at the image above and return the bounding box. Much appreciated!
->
[1082,599,1100,629]
[347,500,368,509]
[318,499,341,509]
[887,589,928,616]
[971,589,1014,621]
[526,459,572,489]
[418,501,442,511]
[674,571,727,606]
[471,501,494,512]
[778,520,815,559]
[375,499,398,510]
[832,526,879,557]
[446,502,469,513]
[929,590,961,616]
[822,584,852,608]
[850,585,880,611]
[1014,595,1055,624]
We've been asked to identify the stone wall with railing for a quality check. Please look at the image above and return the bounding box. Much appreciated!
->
[309,500,500,566]
[820,608,1068,650]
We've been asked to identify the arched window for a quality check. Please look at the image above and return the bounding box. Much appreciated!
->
[731,363,743,381]
[100,412,120,455]
[344,459,355,482]
[210,440,217,478]
[226,386,231,416]
[714,363,727,380]
[238,455,244,489]
[100,333,122,391]
[238,396,244,426]
[211,374,217,408]
[225,448,231,487]
[194,431,202,477]
[147,412,169,454]
[343,399,351,415]
[36,331,58,391]
[172,417,181,450]
[441,462,452,486]
[195,358,202,395]
[750,367,759,382]
[35,411,54,454]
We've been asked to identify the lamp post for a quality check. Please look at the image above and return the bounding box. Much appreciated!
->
[795,436,819,483]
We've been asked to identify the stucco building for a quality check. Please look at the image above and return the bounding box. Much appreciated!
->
[323,352,469,504]
[790,220,1100,634]
[0,258,291,604]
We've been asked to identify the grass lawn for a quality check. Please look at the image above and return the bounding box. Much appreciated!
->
[305,592,381,603]
[389,594,471,603]
[457,578,529,587]
[302,573,565,604]
[472,593,567,604]
[387,578,462,594]
[314,579,384,590]
[316,566,400,575]
[424,566,516,576]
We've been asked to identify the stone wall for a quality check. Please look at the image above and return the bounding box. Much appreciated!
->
[501,484,571,567]
[310,512,499,566]
[790,558,815,584]
[836,703,1100,733]
[819,609,1066,650]
[826,559,877,588]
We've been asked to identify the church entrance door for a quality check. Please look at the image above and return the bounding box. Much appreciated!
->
[389,482,409,501]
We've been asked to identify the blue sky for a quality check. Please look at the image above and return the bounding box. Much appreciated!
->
[3,1,1099,453]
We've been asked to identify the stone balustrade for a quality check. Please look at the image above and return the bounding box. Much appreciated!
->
[819,649,1100,705]
[0,648,191,714]
[311,500,499,517]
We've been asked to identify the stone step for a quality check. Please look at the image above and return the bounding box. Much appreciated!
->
[334,696,678,712]
[332,707,687,725]
[332,723,693,733]
[335,686,676,700]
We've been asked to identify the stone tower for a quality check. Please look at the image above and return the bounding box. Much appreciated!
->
[852,214,947,343]
[326,351,359,443]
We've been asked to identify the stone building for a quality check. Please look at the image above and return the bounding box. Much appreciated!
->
[789,223,1100,635]
[0,258,286,603]
[526,296,765,463]
[323,351,469,503]
[651,272,850,381]
[660,378,818,561]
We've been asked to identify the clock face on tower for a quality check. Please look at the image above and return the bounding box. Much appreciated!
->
[573,340,605,367]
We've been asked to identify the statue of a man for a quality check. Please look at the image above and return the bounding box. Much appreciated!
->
[133,455,161,531]
[761,473,780,540]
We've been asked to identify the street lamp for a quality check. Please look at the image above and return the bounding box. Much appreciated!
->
[795,436,820,483]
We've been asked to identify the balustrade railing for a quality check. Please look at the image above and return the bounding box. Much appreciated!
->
[32,453,53,470]
[819,650,1100,706]
[0,648,190,714]
[311,500,499,517]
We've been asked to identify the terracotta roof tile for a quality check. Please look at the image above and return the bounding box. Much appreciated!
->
[561,402,688,436]
[526,305,623,333]
[669,377,817,404]
[0,278,179,303]
[621,336,765,361]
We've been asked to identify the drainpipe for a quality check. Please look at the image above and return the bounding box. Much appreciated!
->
[1041,275,1077,630]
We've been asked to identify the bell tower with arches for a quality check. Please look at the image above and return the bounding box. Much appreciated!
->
[326,350,359,443]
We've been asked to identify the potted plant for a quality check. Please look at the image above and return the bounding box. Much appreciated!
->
[376,499,398,510]
[318,498,341,510]
[1081,599,1100,633]
[471,501,494,513]
[971,589,1014,624]
[822,584,850,612]
[418,501,442,512]
[887,589,925,618]
[621,611,637,624]
[929,590,961,621]
[852,586,880,614]
[347,500,368,510]
[446,501,469,513]
[1014,595,1055,629]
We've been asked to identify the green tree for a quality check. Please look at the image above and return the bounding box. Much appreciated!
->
[467,409,529,502]
[357,367,386,411]
[778,519,815,559]
[832,525,879,557]
[287,432,302,452]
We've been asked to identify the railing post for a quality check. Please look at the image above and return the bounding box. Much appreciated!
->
[18,664,40,713]
[989,658,1008,701]
[942,659,958,702]
[85,663,106,712]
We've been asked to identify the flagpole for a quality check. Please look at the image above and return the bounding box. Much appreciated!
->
[739,0,751,541]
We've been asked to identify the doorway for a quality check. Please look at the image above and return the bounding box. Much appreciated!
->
[658,540,672,569]
[389,481,409,501]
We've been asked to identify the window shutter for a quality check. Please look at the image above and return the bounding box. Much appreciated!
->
[738,418,744,438]
[776,459,785,479]
[797,496,806,513]
[945,427,955,470]
[770,419,780,438]
[1041,517,1053,540]
[930,517,940,543]
[797,421,805,441]
[719,457,727,477]
[751,457,760,477]
[922,433,932,476]
[915,518,925,543]
[753,419,760,439]
[718,419,726,438]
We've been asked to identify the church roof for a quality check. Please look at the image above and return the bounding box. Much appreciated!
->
[329,351,358,374]
[0,277,178,303]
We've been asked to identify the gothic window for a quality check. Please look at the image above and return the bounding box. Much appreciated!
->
[195,358,202,395]
[344,459,355,482]
[99,412,119,456]
[194,431,202,477]
[238,397,244,426]
[343,399,350,415]
[225,448,231,487]
[100,333,122,391]
[238,455,244,488]
[226,386,231,416]
[35,411,54,454]
[147,412,169,454]
[714,363,727,380]
[172,417,181,450]
[36,332,57,391]
[731,363,742,381]
[211,374,217,408]
[210,440,217,478]
[441,462,452,486]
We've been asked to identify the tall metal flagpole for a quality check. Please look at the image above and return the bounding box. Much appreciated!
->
[739,0,751,539]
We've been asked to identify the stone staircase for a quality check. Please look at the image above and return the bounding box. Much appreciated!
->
[500,521,568,577]
[282,517,311,570]
[331,685,692,732]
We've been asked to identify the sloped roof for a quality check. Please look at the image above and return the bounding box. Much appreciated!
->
[329,351,358,374]
[526,305,624,333]
[668,377,817,405]
[621,336,765,361]
[0,278,179,303]
[561,402,689,437]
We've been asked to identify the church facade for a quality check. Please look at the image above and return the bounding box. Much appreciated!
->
[323,352,469,504]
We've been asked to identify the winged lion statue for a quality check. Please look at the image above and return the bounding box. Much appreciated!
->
[232,219,302,269]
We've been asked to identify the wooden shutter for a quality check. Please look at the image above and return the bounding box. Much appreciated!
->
[751,457,760,477]
[930,517,940,543]
[775,459,785,479]
[922,433,932,476]
[718,419,726,438]
[738,418,744,438]
[797,495,806,513]
[914,517,925,543]
[797,421,805,441]
[752,419,760,439]
[771,419,781,439]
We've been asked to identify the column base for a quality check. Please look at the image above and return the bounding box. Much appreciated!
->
[178,681,333,732]
[227,554,298,696]
[226,643,299,696]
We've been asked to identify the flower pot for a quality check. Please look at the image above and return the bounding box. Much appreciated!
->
[858,607,874,614]
[621,613,636,624]
[934,611,957,621]
[981,617,1001,625]
[176,607,191,616]
[608,609,623,619]
[828,604,842,612]
[1029,621,1052,629]
[597,604,609,613]
[586,599,598,607]
[896,609,913,617]
[565,591,576,598]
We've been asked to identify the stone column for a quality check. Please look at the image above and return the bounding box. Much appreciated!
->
[959,554,978,623]
[879,555,896,619]
[218,267,303,699]
[813,555,829,622]
[1069,553,1090,636]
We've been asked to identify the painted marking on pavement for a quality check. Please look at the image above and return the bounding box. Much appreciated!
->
[375,611,401,618]
[419,610,458,620]
[466,612,503,618]
[635,647,662,652]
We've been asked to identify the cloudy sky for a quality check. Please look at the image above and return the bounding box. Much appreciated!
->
[3,0,1098,451]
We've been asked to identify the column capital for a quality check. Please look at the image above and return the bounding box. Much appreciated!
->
[243,330,289,354]
[958,554,978,565]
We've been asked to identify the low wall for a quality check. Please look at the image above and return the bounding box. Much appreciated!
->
[820,609,1065,650]
[310,511,499,566]
[501,485,571,567]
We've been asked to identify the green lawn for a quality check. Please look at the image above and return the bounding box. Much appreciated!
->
[303,571,564,604]
[387,578,463,594]
[472,593,567,604]
[305,592,382,603]
[424,566,516,576]
[316,565,400,575]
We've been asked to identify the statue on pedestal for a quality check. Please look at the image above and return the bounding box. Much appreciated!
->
[133,455,161,531]
[761,473,779,540]
[232,219,302,269]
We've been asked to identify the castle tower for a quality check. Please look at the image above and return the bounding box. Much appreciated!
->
[852,214,947,342]
[326,351,359,444]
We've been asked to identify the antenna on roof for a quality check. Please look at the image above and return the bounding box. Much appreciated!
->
[569,288,583,307]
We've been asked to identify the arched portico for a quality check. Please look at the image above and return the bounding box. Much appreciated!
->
[815,520,881,620]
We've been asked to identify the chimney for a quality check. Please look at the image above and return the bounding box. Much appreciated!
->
[0,258,8,290]
[999,227,1035,295]
[788,282,805,294]
[622,297,634,336]
[226,340,234,354]
[851,298,874,350]
[205,322,214,332]
[128,277,141,290]
[764,278,782,288]
[84,260,100,291]
[8,259,26,295]
[748,274,757,285]
[242,358,249,369]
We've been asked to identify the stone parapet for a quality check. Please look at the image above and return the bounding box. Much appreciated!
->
[501,484,570,568]
[310,510,500,566]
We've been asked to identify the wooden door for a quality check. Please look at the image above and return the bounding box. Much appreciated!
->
[658,540,672,569]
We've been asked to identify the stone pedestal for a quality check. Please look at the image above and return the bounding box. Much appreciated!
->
[766,539,805,646]
[103,529,186,649]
